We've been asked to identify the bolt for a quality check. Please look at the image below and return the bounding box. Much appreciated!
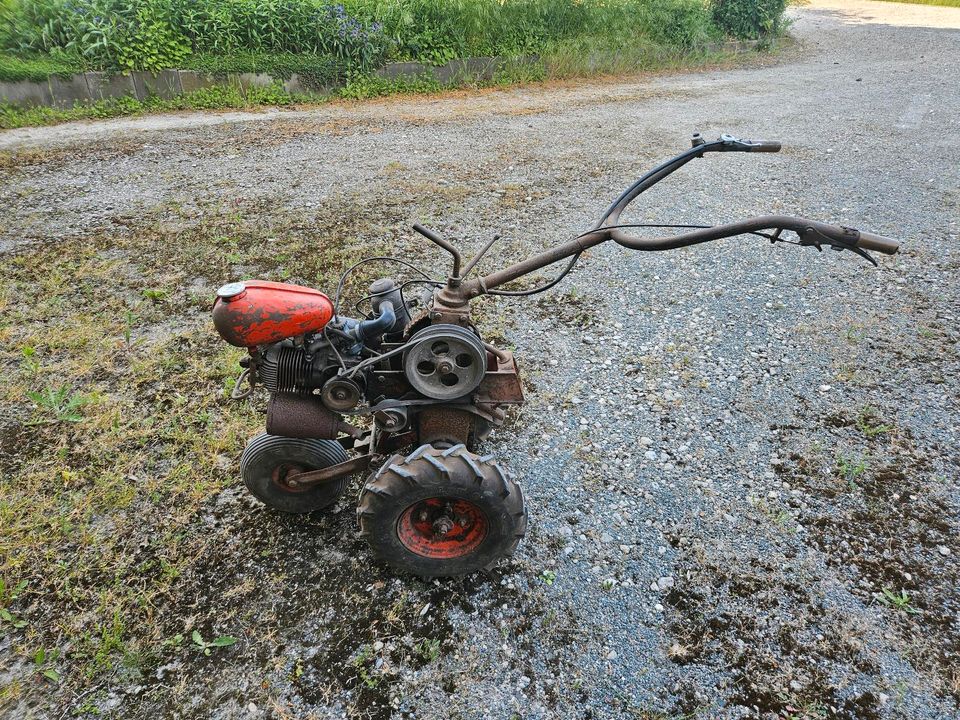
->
[432,516,454,536]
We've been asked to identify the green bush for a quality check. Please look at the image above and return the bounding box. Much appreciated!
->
[181,52,345,85]
[0,0,387,71]
[0,51,84,81]
[710,0,788,39]
[638,0,715,48]
[0,0,790,77]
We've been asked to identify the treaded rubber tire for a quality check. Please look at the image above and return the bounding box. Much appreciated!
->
[241,432,349,513]
[357,444,527,577]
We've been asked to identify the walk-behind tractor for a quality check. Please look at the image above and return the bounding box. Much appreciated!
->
[212,134,899,577]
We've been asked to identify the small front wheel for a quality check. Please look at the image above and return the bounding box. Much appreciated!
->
[357,444,526,577]
[241,432,349,513]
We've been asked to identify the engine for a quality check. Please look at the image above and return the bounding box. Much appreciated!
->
[213,275,521,447]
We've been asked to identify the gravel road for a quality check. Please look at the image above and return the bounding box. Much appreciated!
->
[2,1,959,718]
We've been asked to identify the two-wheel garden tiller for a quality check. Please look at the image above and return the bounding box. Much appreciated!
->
[212,134,900,577]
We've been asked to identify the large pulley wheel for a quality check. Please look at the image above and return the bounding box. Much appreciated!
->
[241,432,350,513]
[357,444,527,577]
[402,324,487,401]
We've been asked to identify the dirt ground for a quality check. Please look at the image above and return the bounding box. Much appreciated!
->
[1,1,959,719]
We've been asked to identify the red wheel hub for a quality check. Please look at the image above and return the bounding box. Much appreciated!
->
[272,463,308,493]
[397,498,489,559]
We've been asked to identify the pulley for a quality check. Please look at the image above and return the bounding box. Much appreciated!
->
[321,376,363,411]
[402,325,487,401]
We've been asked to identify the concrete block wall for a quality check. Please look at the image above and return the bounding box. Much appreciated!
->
[0,43,762,110]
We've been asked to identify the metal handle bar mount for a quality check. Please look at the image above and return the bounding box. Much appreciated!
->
[443,133,900,300]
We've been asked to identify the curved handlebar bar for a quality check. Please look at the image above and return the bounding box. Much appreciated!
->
[605,215,900,255]
[432,133,901,301]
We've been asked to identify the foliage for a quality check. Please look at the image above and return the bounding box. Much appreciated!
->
[638,0,714,48]
[710,0,788,39]
[26,385,92,424]
[337,70,440,99]
[0,51,84,81]
[0,0,788,75]
[190,629,237,654]
[181,51,344,83]
[877,588,919,614]
[0,0,386,71]
[0,81,311,128]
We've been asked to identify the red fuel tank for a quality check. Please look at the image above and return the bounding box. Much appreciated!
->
[212,280,334,347]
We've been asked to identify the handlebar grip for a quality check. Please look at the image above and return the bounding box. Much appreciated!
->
[856,230,900,255]
[748,140,782,152]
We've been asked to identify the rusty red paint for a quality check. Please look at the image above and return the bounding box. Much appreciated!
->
[396,498,488,559]
[212,280,334,347]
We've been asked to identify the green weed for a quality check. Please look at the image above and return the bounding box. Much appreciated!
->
[856,406,894,438]
[26,385,92,424]
[877,588,920,615]
[415,637,441,663]
[190,629,238,655]
[835,453,868,491]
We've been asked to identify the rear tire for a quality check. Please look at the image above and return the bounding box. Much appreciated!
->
[357,444,526,577]
[241,432,349,513]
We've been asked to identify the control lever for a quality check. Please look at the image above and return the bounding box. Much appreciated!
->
[413,223,462,278]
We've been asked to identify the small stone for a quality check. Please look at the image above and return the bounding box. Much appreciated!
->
[818,384,832,392]
[247,703,258,714]
[879,693,889,706]
[644,450,657,461]
[607,650,618,660]
[654,603,664,612]
[657,576,675,590]
[640,437,654,446]
[938,546,951,556]
[373,641,384,651]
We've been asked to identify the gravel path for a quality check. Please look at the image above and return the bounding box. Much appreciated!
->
[2,2,959,719]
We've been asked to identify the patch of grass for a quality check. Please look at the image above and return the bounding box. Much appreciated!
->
[0,52,86,82]
[181,51,346,85]
[856,406,894,438]
[876,587,920,615]
[0,83,313,129]
[0,191,434,696]
[835,453,868,491]
[414,637,441,663]
[25,385,93,424]
[337,71,443,100]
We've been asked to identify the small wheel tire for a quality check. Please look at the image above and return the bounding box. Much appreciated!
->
[357,444,526,577]
[241,432,350,513]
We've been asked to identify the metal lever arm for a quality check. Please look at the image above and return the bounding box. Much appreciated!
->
[413,223,462,278]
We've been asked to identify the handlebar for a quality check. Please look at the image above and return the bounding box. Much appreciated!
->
[856,229,900,254]
[444,133,901,301]
[747,140,782,152]
[607,215,899,256]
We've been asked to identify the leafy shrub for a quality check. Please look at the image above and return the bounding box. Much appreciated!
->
[181,51,345,85]
[0,0,387,70]
[710,0,788,39]
[639,0,715,48]
[0,0,788,76]
[0,51,84,81]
